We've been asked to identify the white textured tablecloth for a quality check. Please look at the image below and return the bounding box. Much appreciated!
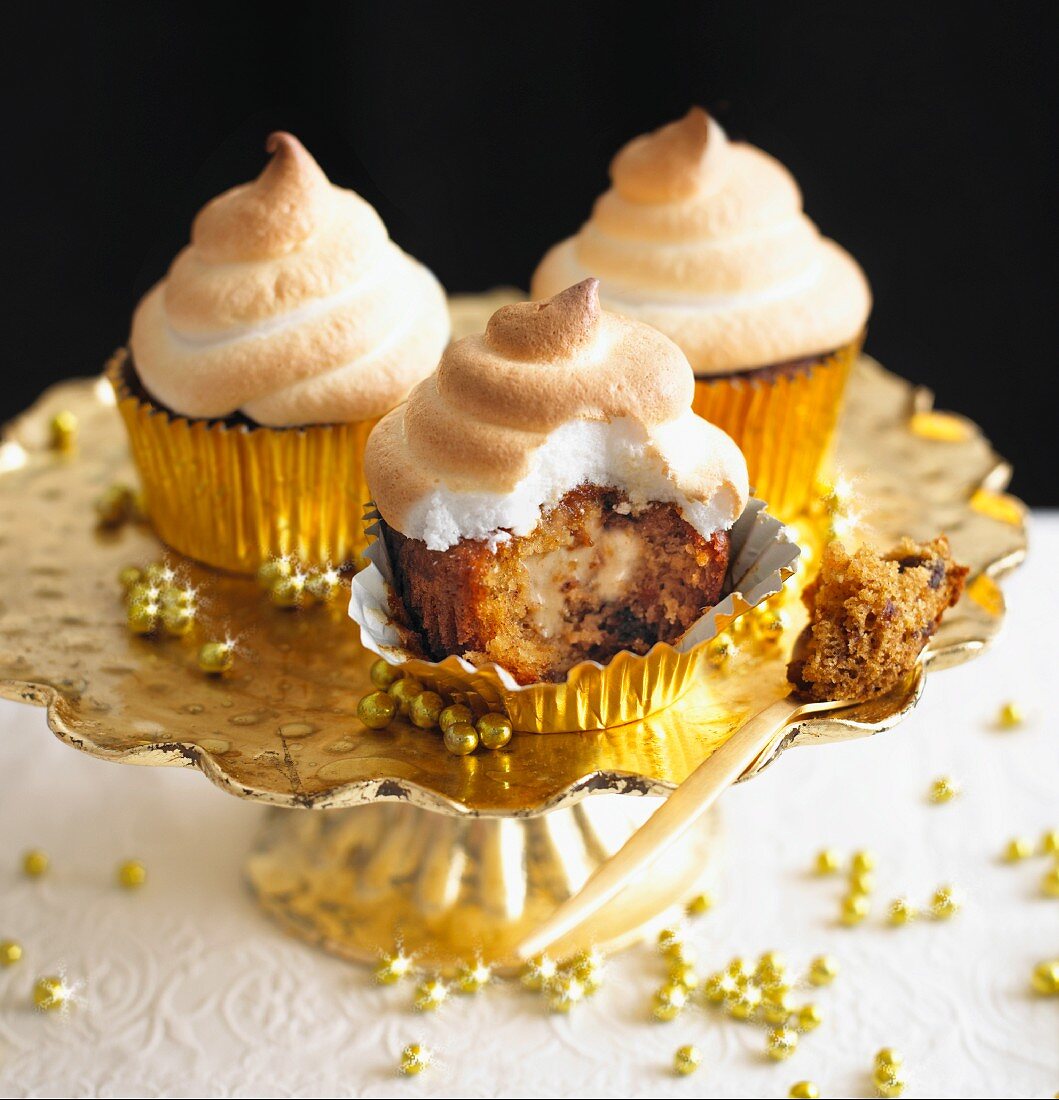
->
[0,516,1056,1100]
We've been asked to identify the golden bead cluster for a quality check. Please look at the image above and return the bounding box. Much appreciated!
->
[120,560,200,640]
[256,557,345,610]
[519,948,606,1013]
[358,658,514,756]
[872,1047,907,1096]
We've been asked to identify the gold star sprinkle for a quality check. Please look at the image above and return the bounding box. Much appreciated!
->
[0,940,22,966]
[22,849,49,878]
[997,701,1024,728]
[887,897,917,925]
[1004,837,1035,862]
[929,885,963,919]
[399,1043,432,1076]
[766,1027,798,1060]
[808,954,838,986]
[685,891,714,916]
[815,848,841,874]
[673,1044,701,1076]
[789,1083,820,1100]
[928,775,960,803]
[412,976,448,1012]
[33,975,69,1012]
[117,860,146,889]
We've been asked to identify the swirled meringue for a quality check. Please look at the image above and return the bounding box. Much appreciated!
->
[532,108,870,374]
[130,132,450,425]
[365,279,749,551]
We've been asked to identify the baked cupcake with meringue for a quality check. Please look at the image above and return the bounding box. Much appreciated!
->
[532,107,871,517]
[362,278,752,690]
[109,132,450,573]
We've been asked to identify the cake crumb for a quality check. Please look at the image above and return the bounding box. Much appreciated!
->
[788,536,968,701]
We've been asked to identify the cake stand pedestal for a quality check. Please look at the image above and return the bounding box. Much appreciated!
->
[0,349,1026,970]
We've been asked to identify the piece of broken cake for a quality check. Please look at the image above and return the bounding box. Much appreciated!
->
[789,535,969,701]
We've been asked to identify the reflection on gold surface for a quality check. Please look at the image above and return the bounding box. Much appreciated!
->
[0,355,1027,817]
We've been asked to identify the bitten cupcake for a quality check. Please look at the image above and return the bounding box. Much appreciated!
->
[110,132,450,573]
[363,278,750,687]
[532,108,871,517]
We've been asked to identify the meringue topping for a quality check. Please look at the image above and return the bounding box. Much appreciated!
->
[531,109,871,374]
[130,132,450,425]
[365,280,749,551]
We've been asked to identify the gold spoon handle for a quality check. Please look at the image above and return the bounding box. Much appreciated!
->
[515,694,844,961]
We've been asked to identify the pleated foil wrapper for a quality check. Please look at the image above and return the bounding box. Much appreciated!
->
[107,351,376,574]
[691,338,862,520]
[349,499,800,733]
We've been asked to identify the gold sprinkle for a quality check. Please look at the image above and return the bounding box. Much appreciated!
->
[1004,837,1035,862]
[807,954,838,986]
[0,940,22,966]
[1030,959,1059,996]
[398,1043,431,1076]
[840,892,870,925]
[22,849,49,878]
[33,975,68,1012]
[887,897,917,925]
[685,891,713,916]
[997,701,1024,728]
[789,1083,820,1100]
[673,1044,701,1076]
[928,775,960,803]
[851,849,876,874]
[815,848,841,874]
[766,1026,798,1060]
[117,860,146,889]
[929,885,963,919]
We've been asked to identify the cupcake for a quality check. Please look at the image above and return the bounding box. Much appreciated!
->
[363,278,750,688]
[532,108,872,517]
[110,132,450,573]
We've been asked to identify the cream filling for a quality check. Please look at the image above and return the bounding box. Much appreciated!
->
[522,520,642,640]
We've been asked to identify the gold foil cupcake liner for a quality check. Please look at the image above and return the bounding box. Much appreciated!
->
[349,500,800,733]
[107,351,376,574]
[692,339,861,520]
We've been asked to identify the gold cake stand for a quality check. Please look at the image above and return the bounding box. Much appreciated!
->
[0,340,1027,971]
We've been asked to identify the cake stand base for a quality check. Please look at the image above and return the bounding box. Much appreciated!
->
[245,795,719,972]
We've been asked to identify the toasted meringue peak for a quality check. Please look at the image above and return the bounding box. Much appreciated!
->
[532,109,870,374]
[365,285,749,551]
[612,107,717,203]
[130,133,449,425]
[486,279,601,361]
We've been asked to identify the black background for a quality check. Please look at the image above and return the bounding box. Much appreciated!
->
[5,2,1055,503]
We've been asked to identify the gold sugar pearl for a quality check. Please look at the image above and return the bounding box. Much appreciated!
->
[1041,866,1059,898]
[762,987,794,1025]
[789,1083,820,1100]
[815,848,842,875]
[887,897,917,926]
[757,609,788,646]
[520,954,558,991]
[161,604,195,638]
[197,641,234,675]
[398,1043,431,1077]
[1041,829,1059,855]
[476,712,513,750]
[755,949,787,982]
[725,955,748,979]
[668,960,699,990]
[305,568,342,602]
[443,723,478,756]
[33,975,68,1012]
[851,849,876,874]
[569,948,605,993]
[144,562,175,586]
[997,701,1024,728]
[703,971,736,1004]
[48,410,78,451]
[162,584,196,610]
[808,954,838,986]
[794,1003,822,1032]
[929,885,962,919]
[439,703,473,733]
[706,638,733,669]
[1004,837,1035,862]
[118,565,144,591]
[117,860,146,889]
[127,601,160,636]
[95,484,133,527]
[673,1044,701,1076]
[22,849,49,878]
[929,775,960,803]
[1030,959,1059,996]
[727,983,761,1020]
[651,981,687,1021]
[547,974,585,1014]
[409,691,444,730]
[656,927,685,955]
[766,1026,798,1060]
[875,1048,903,1068]
[840,892,870,925]
[374,950,414,985]
[256,557,293,589]
[412,976,448,1012]
[685,891,713,917]
[0,940,23,966]
[389,677,423,715]
[370,658,403,691]
[269,573,306,609]
[873,1064,907,1098]
[357,691,397,731]
[849,870,875,895]
[454,959,492,994]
